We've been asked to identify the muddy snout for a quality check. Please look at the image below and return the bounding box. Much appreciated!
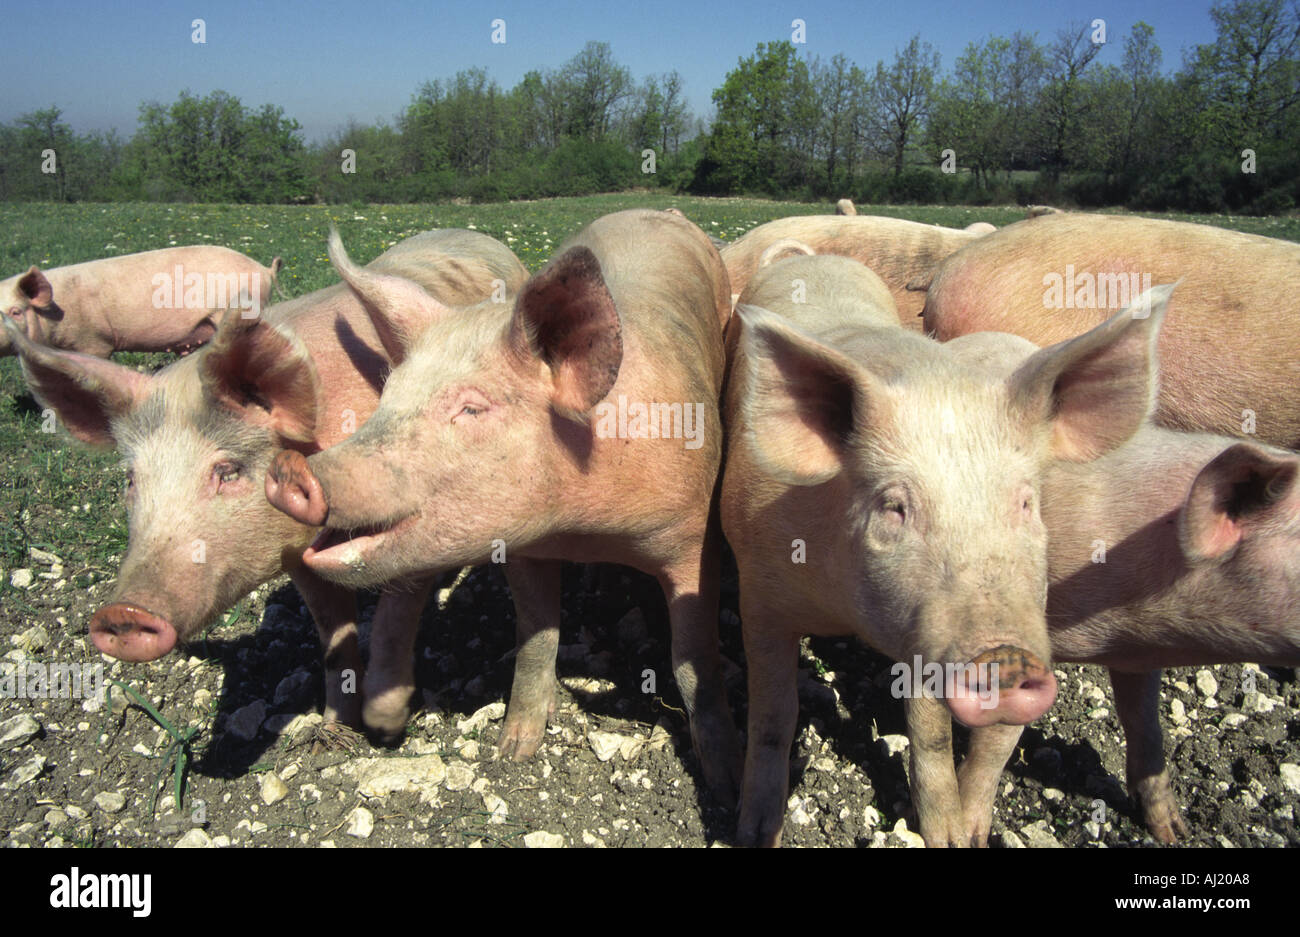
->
[943,645,1057,728]
[265,449,329,526]
[89,603,178,661]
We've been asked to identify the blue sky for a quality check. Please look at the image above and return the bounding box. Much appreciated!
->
[3,0,1221,143]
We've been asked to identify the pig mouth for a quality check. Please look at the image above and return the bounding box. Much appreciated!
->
[301,512,417,577]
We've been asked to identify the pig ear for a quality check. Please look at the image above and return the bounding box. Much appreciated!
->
[736,304,884,486]
[1008,283,1172,462]
[3,315,150,446]
[200,309,320,444]
[328,228,446,364]
[17,266,53,308]
[509,246,623,421]
[1179,443,1299,563]
[759,239,816,267]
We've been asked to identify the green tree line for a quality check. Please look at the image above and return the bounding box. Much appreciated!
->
[3,1,1298,212]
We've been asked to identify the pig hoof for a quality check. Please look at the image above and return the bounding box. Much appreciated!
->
[734,818,783,848]
[691,718,743,809]
[497,707,548,761]
[362,695,413,746]
[307,721,366,754]
[1144,803,1188,844]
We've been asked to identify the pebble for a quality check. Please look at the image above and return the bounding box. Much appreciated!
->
[523,830,565,848]
[351,755,447,801]
[886,819,924,848]
[1043,787,1064,802]
[225,700,267,741]
[259,773,289,806]
[10,568,33,589]
[1280,764,1300,796]
[1169,699,1187,726]
[1020,820,1063,848]
[0,714,41,750]
[346,807,374,839]
[862,806,881,830]
[175,829,214,848]
[879,734,909,757]
[588,731,624,762]
[456,702,505,735]
[1195,669,1219,698]
[5,754,46,788]
[444,764,475,791]
[93,791,126,813]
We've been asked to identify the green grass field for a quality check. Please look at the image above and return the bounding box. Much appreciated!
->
[3,193,1300,609]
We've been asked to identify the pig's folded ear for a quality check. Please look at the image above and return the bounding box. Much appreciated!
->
[509,246,623,422]
[736,304,883,486]
[200,310,320,444]
[1008,282,1172,462]
[328,228,444,364]
[1179,443,1299,563]
[3,316,150,446]
[17,266,53,309]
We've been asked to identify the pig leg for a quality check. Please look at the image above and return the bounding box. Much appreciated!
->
[957,724,1024,847]
[658,530,742,808]
[362,575,436,744]
[498,558,563,760]
[736,620,800,846]
[1109,668,1187,843]
[905,694,967,847]
[288,567,363,729]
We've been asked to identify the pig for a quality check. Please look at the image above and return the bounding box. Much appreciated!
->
[835,199,857,216]
[964,222,997,235]
[4,228,529,743]
[720,250,1170,846]
[1,246,283,358]
[945,328,1300,845]
[921,212,1300,448]
[720,215,986,329]
[263,209,744,802]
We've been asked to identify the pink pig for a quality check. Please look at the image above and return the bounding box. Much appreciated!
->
[2,246,282,357]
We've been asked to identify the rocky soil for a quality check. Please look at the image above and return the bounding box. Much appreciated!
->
[2,554,1298,848]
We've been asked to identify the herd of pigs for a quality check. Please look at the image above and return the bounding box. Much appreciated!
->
[4,201,1299,848]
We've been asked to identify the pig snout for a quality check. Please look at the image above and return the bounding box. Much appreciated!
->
[90,604,178,661]
[266,449,329,526]
[943,645,1057,728]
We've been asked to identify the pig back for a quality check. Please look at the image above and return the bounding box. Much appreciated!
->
[722,215,978,325]
[923,213,1300,447]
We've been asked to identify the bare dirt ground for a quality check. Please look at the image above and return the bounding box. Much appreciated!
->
[3,553,1297,849]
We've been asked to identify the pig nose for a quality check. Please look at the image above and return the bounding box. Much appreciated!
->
[90,604,178,661]
[943,645,1057,728]
[266,449,329,526]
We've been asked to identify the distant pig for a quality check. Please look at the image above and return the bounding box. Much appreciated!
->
[1,246,283,358]
[947,327,1300,845]
[720,215,986,328]
[835,199,857,216]
[922,212,1300,447]
[264,210,743,802]
[721,252,1169,846]
[5,229,529,743]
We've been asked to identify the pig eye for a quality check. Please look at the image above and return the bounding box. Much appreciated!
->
[213,462,242,486]
[7,306,22,318]
[449,391,492,422]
